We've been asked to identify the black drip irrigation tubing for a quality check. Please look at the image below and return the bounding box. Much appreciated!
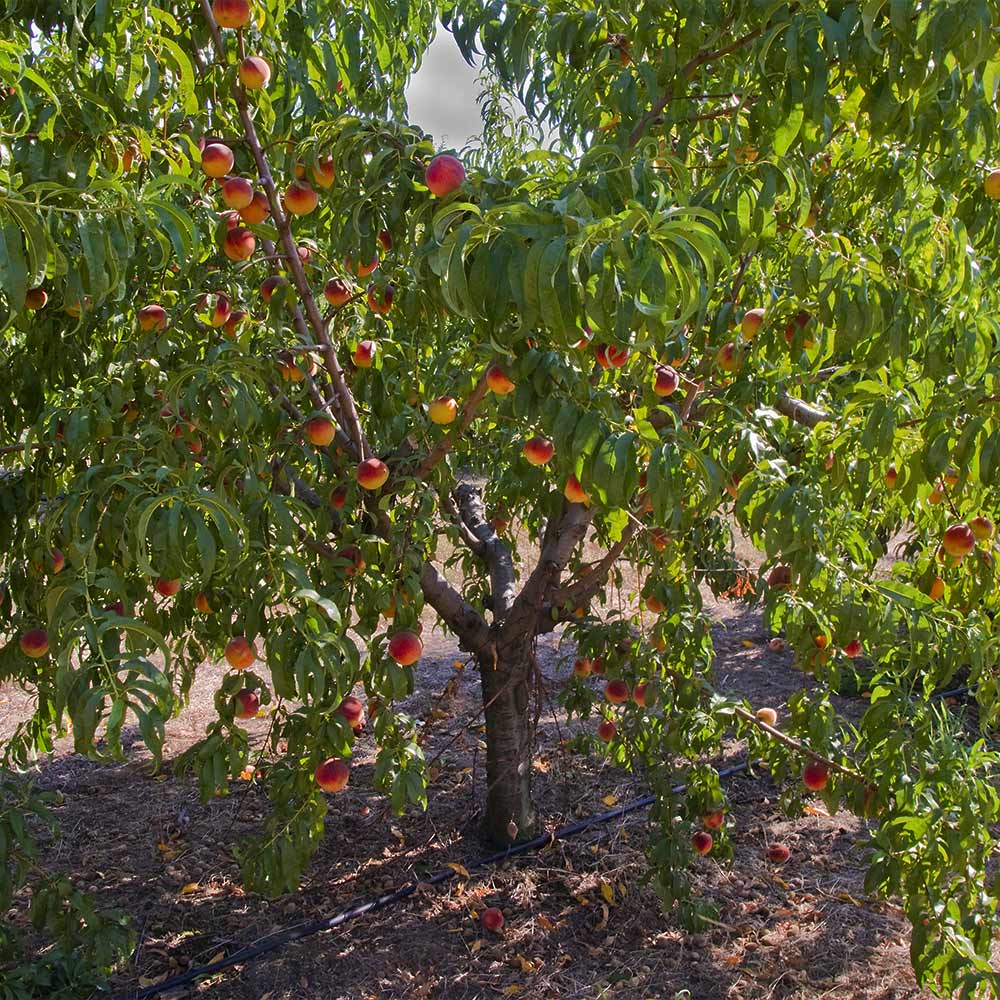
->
[116,761,750,999]
[113,681,978,999]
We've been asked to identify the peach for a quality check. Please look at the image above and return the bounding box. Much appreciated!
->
[522,436,554,466]
[943,466,959,487]
[970,516,995,541]
[378,229,393,252]
[284,181,318,216]
[429,396,459,425]
[594,342,629,368]
[649,528,668,552]
[942,523,976,559]
[766,842,790,863]
[344,254,379,277]
[597,719,617,741]
[367,282,394,315]
[425,154,466,197]
[138,304,167,332]
[353,340,376,368]
[388,630,422,666]
[741,307,765,340]
[239,56,271,90]
[225,637,257,670]
[605,679,629,704]
[195,591,212,613]
[311,157,336,189]
[768,637,785,652]
[356,457,389,490]
[644,595,666,614]
[330,484,348,510]
[632,682,653,708]
[304,417,336,447]
[783,309,813,347]
[843,639,862,658]
[277,350,304,382]
[25,288,47,310]
[985,169,1000,199]
[766,565,791,589]
[314,757,350,792]
[486,363,515,394]
[324,277,352,307]
[19,628,49,658]
[338,545,365,576]
[691,830,713,855]
[234,689,260,719]
[885,464,898,489]
[212,0,250,28]
[592,658,605,675]
[715,341,742,372]
[204,293,230,327]
[221,176,254,210]
[336,696,365,727]
[564,475,588,505]
[573,657,593,677]
[802,760,829,791]
[480,906,504,932]
[755,706,778,726]
[702,810,724,830]
[929,575,945,600]
[201,143,234,178]
[261,274,286,302]
[154,577,181,598]
[239,190,270,224]
[653,364,679,397]
[223,227,256,261]
[105,600,125,616]
[928,488,945,505]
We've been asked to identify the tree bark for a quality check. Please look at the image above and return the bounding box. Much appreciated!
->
[479,645,535,845]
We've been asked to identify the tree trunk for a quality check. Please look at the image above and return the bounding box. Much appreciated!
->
[479,649,535,845]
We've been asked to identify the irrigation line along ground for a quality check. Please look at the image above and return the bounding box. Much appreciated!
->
[114,682,977,1000]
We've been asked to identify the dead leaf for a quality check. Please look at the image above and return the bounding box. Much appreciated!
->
[601,794,618,807]
[804,803,830,817]
[600,882,615,905]
[514,954,537,973]
[502,986,521,995]
[206,951,225,964]
[470,939,482,953]
[179,882,200,895]
[536,914,556,932]
[446,862,470,879]
[741,639,755,648]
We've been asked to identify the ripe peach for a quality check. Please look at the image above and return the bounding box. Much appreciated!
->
[755,707,778,726]
[388,630,422,666]
[943,466,959,487]
[330,484,348,510]
[154,577,181,598]
[239,56,271,90]
[986,169,1000,199]
[234,689,260,719]
[480,906,504,932]
[366,283,394,315]
[715,341,742,372]
[315,757,350,792]
[653,364,679,397]
[573,657,593,677]
[19,628,49,658]
[378,229,393,252]
[212,0,250,28]
[138,304,167,332]
[261,274,286,302]
[338,545,365,576]
[597,719,617,741]
[644,595,666,614]
[204,293,231,327]
[564,475,588,505]
[885,464,898,489]
[356,457,389,490]
[522,436,554,466]
[594,342,629,368]
[25,287,47,310]
[929,575,945,600]
[691,831,713,856]
[605,679,629,704]
[221,176,254,210]
[766,565,791,589]
[201,143,234,178]
[632,682,653,708]
[741,307,765,340]
[284,181,318,216]
[354,340,376,368]
[425,154,466,197]
[843,639,862,658]
[311,157,336,189]
[50,548,65,574]
[591,658,606,675]
[225,636,257,670]
[802,760,829,791]
[942,523,976,559]
[239,190,270,224]
[649,528,668,552]
[223,227,256,261]
[766,842,790,863]
[702,810,724,830]
[428,396,459,425]
[304,417,336,447]
[195,591,212,614]
[928,488,945,505]
[344,254,379,277]
[486,363,515,394]
[783,309,814,347]
[336,696,365,727]
[970,516,995,541]
[324,277,352,307]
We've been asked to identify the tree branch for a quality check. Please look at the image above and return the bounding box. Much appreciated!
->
[775,392,831,428]
[455,482,517,622]
[420,563,492,654]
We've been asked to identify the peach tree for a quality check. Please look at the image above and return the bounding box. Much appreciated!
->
[3,0,1000,995]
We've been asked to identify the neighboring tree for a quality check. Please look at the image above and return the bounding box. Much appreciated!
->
[2,0,1000,995]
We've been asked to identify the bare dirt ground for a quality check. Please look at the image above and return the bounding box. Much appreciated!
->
[0,579,935,1000]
